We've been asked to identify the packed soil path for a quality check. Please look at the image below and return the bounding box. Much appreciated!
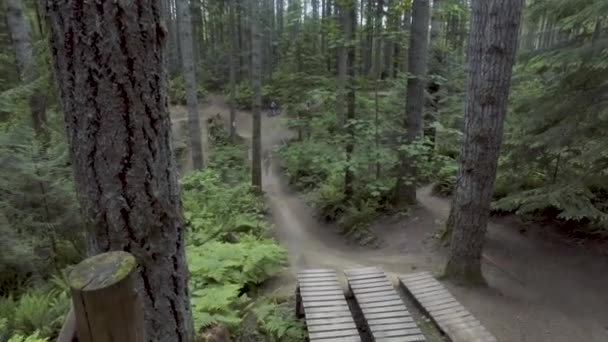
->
[174,94,608,342]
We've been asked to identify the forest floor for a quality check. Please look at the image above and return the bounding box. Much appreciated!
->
[172,94,608,342]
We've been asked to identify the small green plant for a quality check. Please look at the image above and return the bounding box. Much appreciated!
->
[253,302,306,341]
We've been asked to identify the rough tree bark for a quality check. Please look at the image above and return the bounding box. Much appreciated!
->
[250,0,263,191]
[43,1,194,341]
[5,0,48,142]
[426,0,444,147]
[394,0,430,206]
[445,0,524,286]
[229,0,238,141]
[338,0,356,200]
[177,0,206,169]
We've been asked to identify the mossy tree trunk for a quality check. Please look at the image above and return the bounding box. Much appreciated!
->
[44,1,193,340]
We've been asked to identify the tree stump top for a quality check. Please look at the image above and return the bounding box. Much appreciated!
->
[69,251,136,291]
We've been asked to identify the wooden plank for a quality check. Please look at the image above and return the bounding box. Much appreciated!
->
[305,305,351,313]
[372,328,423,338]
[375,335,426,342]
[307,322,358,333]
[351,285,395,294]
[349,280,392,287]
[368,317,415,325]
[361,305,408,314]
[399,272,497,342]
[305,311,353,320]
[307,316,358,326]
[297,269,360,342]
[357,294,402,303]
[369,322,419,332]
[308,330,360,340]
[304,300,350,308]
[358,299,404,308]
[346,267,426,341]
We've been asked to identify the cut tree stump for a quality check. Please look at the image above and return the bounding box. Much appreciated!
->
[68,251,144,342]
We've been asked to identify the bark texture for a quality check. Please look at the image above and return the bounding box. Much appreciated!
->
[229,0,238,141]
[445,0,524,285]
[5,0,48,141]
[338,0,356,200]
[177,0,205,169]
[394,0,430,206]
[44,1,193,340]
[250,0,263,190]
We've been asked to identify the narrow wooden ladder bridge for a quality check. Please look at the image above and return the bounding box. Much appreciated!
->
[296,267,497,342]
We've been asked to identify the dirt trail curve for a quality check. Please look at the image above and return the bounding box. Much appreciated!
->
[183,94,608,342]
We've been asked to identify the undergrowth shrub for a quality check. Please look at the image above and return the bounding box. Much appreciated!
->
[182,141,291,338]
[169,75,208,105]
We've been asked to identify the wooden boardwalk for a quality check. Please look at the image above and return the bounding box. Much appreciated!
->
[399,272,497,342]
[296,269,361,342]
[345,267,426,342]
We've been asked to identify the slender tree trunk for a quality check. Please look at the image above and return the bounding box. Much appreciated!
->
[445,0,524,286]
[426,0,444,147]
[190,0,203,68]
[394,0,430,206]
[5,0,48,143]
[229,0,238,141]
[44,1,194,341]
[277,0,284,40]
[250,0,263,191]
[177,0,205,169]
[400,8,412,74]
[338,0,356,200]
[371,0,384,79]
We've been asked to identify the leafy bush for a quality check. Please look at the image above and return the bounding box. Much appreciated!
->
[225,82,275,110]
[169,76,208,105]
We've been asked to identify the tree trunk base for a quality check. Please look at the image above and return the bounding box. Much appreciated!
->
[443,260,488,287]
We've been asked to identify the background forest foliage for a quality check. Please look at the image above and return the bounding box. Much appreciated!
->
[1,0,607,340]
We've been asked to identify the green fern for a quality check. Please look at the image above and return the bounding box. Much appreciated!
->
[190,285,246,329]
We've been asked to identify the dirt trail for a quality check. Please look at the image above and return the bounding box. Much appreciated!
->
[182,94,608,342]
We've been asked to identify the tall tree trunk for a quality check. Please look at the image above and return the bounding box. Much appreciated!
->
[190,0,203,68]
[394,0,430,206]
[445,0,524,286]
[5,0,48,143]
[426,0,444,147]
[372,0,384,79]
[384,0,397,78]
[277,0,284,40]
[177,0,205,169]
[229,0,238,141]
[338,0,356,200]
[44,1,194,341]
[399,8,412,74]
[250,0,263,191]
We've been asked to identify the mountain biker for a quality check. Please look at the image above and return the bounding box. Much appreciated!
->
[270,101,278,116]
